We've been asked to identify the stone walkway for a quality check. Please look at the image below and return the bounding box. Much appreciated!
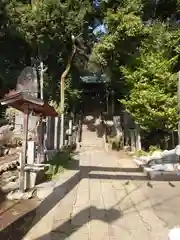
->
[23,148,169,240]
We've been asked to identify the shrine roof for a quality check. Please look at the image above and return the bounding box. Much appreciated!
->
[0,91,58,117]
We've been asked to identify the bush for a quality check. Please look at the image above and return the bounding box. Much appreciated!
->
[5,107,20,124]
[148,145,161,155]
[134,149,148,157]
[45,149,72,180]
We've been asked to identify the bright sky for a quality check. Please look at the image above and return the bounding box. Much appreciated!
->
[93,24,107,35]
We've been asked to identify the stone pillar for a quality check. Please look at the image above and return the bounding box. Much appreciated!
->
[130,130,136,152]
[68,119,73,146]
[54,117,60,150]
[27,141,36,164]
[45,116,55,150]
[24,141,36,190]
[37,118,46,163]
[135,125,141,151]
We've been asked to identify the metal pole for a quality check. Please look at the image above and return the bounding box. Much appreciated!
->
[19,105,29,193]
[40,61,44,100]
[38,61,47,163]
[178,71,180,144]
[60,78,65,149]
[39,61,47,100]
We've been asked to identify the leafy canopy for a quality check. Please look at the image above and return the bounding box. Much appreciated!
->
[90,0,180,131]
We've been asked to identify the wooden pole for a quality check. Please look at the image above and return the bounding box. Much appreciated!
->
[37,62,47,163]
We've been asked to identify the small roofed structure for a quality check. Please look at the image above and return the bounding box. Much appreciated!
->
[0,90,58,193]
[0,91,58,117]
[0,66,58,194]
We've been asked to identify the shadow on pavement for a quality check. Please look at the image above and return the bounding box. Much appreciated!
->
[1,154,176,239]
[33,206,121,240]
[88,173,148,181]
[0,170,80,240]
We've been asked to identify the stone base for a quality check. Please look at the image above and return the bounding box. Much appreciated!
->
[7,188,36,200]
[144,167,180,181]
[1,181,19,193]
[36,181,56,200]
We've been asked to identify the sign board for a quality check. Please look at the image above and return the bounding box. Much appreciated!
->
[80,74,107,83]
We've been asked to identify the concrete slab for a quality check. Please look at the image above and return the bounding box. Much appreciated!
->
[23,147,173,240]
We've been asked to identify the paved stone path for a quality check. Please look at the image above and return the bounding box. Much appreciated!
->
[24,148,169,240]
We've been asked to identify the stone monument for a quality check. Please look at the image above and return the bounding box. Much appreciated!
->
[15,67,39,134]
[0,66,58,195]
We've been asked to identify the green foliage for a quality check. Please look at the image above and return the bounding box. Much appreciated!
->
[121,85,178,131]
[0,0,93,109]
[5,107,19,123]
[45,150,72,179]
[133,145,161,157]
[64,75,82,111]
[120,23,179,131]
[49,100,61,115]
[148,145,161,154]
[1,0,180,134]
[90,0,180,132]
[134,149,148,157]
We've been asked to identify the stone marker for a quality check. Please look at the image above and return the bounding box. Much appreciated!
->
[15,67,40,133]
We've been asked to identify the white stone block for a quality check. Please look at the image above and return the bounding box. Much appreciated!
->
[27,141,35,164]
[169,227,180,240]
